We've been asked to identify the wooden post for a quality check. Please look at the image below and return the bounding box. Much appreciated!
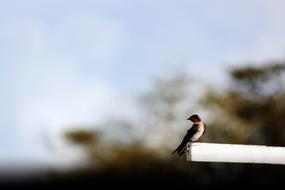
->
[186,142,285,165]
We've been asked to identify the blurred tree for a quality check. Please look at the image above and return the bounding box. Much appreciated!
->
[55,62,285,187]
[140,71,202,153]
[63,121,146,169]
[56,71,209,185]
[65,129,100,147]
[203,63,285,146]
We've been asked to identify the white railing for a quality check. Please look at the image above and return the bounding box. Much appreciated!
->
[186,142,285,165]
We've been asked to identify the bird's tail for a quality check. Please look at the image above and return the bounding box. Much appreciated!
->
[171,147,186,156]
[171,148,178,155]
[178,146,186,156]
[172,141,191,156]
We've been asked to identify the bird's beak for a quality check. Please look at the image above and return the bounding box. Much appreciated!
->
[187,117,191,120]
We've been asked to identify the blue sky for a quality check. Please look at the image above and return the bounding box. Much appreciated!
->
[1,0,285,168]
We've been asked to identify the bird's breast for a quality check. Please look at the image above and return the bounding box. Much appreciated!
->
[191,125,204,141]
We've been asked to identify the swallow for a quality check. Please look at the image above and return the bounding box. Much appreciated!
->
[172,114,206,156]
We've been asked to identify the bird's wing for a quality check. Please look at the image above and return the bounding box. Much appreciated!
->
[172,124,198,156]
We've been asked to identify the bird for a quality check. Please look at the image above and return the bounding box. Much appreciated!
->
[172,114,206,156]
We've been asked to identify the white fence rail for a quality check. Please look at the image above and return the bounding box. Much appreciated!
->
[186,142,285,165]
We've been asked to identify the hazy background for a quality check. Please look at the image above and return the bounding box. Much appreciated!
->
[1,0,285,187]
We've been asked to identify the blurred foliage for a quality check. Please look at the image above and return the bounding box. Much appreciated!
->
[48,62,285,187]
[65,129,100,146]
[203,62,285,146]
[140,72,198,151]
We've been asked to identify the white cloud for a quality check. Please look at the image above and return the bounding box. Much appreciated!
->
[219,0,285,65]
[53,13,128,72]
[0,12,133,167]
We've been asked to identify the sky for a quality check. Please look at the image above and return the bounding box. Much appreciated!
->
[1,0,285,168]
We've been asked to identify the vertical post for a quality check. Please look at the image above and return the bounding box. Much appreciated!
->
[186,142,191,161]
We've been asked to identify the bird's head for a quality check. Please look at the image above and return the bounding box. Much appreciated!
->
[187,114,201,122]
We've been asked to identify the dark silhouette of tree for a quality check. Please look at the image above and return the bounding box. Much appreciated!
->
[203,62,285,146]
[47,62,285,187]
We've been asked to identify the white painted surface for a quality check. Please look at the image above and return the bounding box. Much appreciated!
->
[186,142,285,165]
